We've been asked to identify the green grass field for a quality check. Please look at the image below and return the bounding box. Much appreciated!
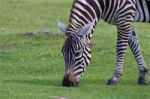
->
[0,0,150,99]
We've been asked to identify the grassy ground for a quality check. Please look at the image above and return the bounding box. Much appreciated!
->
[0,0,150,99]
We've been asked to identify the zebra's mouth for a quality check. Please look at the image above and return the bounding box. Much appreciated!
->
[62,72,79,87]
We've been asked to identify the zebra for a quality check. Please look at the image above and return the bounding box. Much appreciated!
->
[57,0,149,87]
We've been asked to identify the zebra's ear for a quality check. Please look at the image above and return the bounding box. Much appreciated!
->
[77,20,95,37]
[57,19,67,34]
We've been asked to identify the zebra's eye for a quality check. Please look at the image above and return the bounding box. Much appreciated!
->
[74,51,80,56]
[74,47,82,56]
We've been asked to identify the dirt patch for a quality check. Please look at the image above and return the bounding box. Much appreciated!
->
[0,43,13,51]
[49,96,69,99]
[24,28,60,37]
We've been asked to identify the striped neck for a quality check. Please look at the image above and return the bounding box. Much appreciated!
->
[66,0,104,38]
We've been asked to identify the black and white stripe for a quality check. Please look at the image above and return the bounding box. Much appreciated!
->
[135,0,150,22]
[60,0,149,84]
[62,34,92,81]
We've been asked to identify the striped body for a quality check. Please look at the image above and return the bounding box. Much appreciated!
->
[60,0,149,86]
[135,0,150,22]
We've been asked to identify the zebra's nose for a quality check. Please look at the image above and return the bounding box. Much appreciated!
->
[62,72,79,87]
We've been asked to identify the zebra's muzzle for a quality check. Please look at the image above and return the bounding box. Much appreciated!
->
[62,72,79,87]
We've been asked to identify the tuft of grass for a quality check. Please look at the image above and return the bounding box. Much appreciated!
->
[0,0,150,99]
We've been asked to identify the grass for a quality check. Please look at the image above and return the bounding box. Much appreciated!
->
[0,0,150,99]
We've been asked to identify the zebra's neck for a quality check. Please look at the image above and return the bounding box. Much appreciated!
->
[66,0,104,38]
[66,0,120,33]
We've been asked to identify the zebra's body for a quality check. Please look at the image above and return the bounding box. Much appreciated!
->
[135,0,150,22]
[58,0,149,86]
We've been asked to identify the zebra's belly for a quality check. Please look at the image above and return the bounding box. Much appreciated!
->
[102,17,116,25]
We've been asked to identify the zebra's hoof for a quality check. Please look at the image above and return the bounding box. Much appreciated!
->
[107,79,117,86]
[138,76,147,85]
[62,73,79,87]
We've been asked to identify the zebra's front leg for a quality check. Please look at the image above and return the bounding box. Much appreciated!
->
[107,24,132,85]
[128,27,148,85]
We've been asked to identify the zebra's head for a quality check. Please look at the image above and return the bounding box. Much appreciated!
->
[57,20,94,87]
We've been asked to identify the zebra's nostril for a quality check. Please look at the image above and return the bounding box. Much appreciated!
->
[62,77,74,87]
[62,79,79,87]
[62,74,79,87]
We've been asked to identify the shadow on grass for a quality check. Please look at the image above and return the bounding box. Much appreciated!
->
[2,78,63,87]
[2,78,148,87]
[81,78,146,86]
